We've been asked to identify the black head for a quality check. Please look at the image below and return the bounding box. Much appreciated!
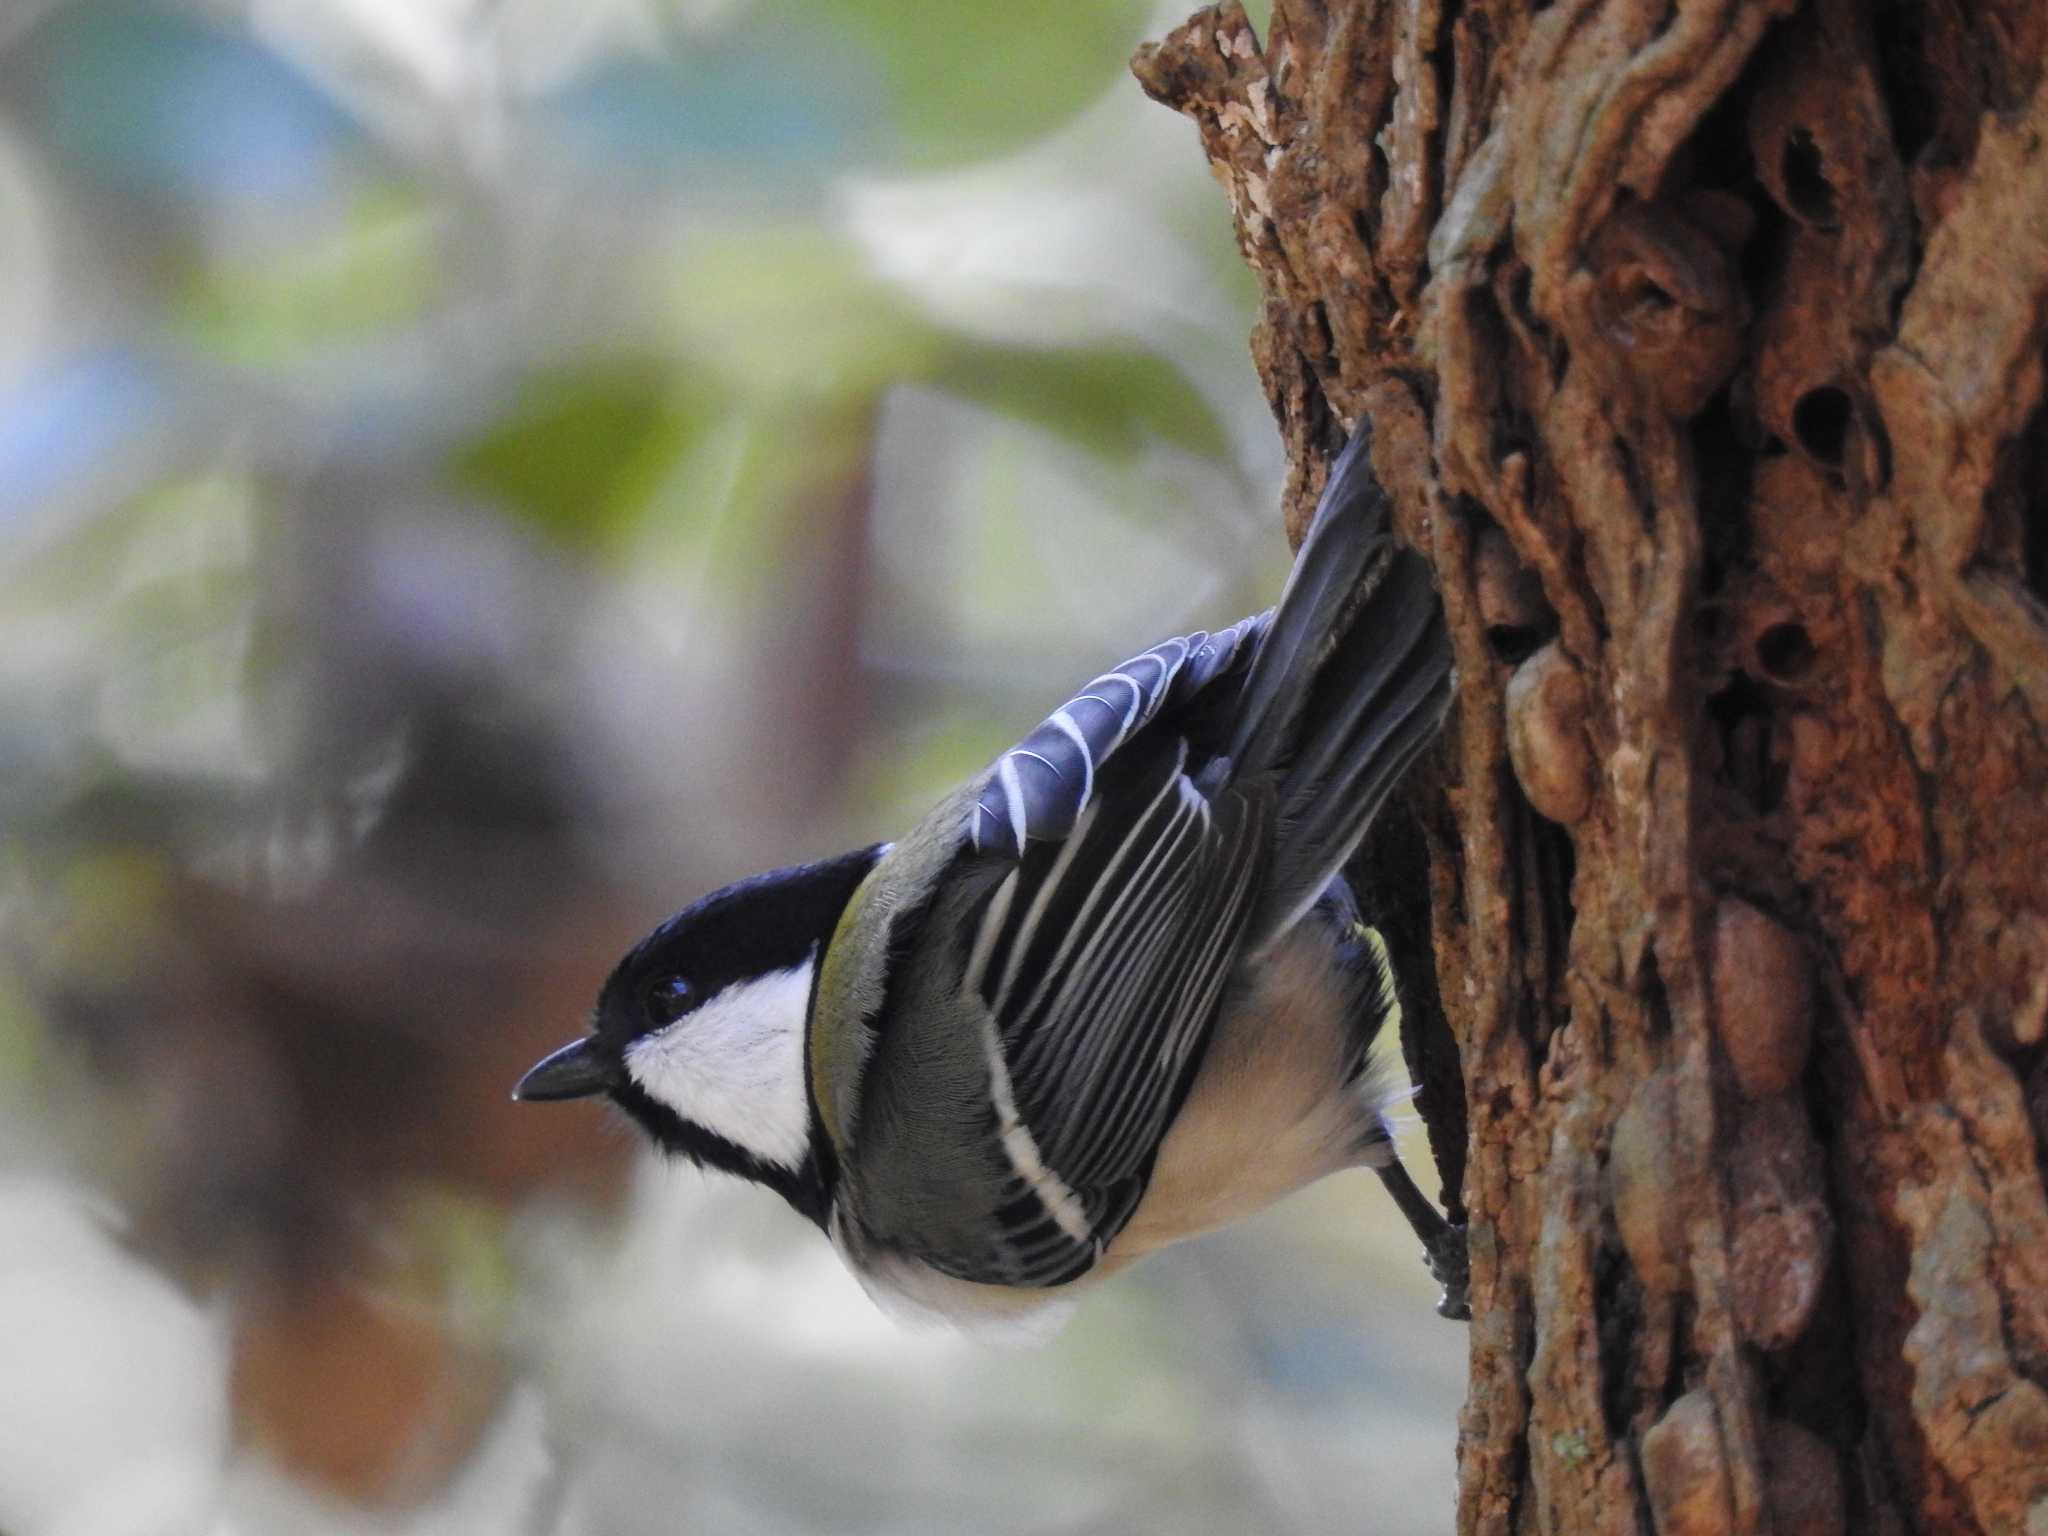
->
[515,843,883,1223]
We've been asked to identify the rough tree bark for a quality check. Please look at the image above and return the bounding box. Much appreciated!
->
[1135,2,2048,1532]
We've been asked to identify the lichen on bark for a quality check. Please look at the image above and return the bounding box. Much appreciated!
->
[1136,0,2048,1530]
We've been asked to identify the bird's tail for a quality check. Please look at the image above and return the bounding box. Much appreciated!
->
[1226,418,1455,951]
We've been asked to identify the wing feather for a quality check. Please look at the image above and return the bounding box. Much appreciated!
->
[1047,794,1258,1178]
[877,617,1274,1289]
[954,729,1268,1287]
[968,617,1268,855]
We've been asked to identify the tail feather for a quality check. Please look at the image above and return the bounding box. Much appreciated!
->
[1229,420,1455,952]
[1260,592,1452,943]
[1278,547,1444,799]
[1224,422,1394,784]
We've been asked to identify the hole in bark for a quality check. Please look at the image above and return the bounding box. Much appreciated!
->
[1761,729,1791,815]
[1595,1238,1644,1436]
[1613,435,1654,534]
[1694,603,1728,649]
[1858,407,1893,494]
[1753,753,1785,823]
[1303,301,1335,362]
[1757,622,1817,681]
[1622,272,1676,321]
[1779,129,1838,227]
[1768,1071,1869,1458]
[2026,1055,2048,1178]
[1680,75,1756,192]
[1710,670,1767,725]
[1793,387,1853,466]
[1643,951,1674,1038]
[1709,670,1774,811]
[1989,393,2048,606]
[1465,281,1510,363]
[1522,989,1560,1069]
[1869,0,1939,164]
[1694,387,1755,583]
[1509,265,1534,319]
[1486,624,1546,665]
[1738,194,1790,305]
[2028,491,2048,608]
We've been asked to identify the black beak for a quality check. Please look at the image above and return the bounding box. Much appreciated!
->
[513,1037,613,1102]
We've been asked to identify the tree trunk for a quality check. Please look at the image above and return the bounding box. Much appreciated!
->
[1135,3,2048,1532]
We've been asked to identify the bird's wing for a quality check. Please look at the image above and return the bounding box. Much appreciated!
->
[944,717,1269,1288]
[966,615,1266,856]
[864,421,1446,1292]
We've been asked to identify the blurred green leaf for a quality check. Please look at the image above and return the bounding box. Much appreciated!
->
[53,848,171,980]
[653,230,1229,595]
[622,399,880,604]
[844,710,1018,829]
[792,0,1149,164]
[0,962,48,1089]
[172,186,435,362]
[936,341,1227,463]
[673,230,1223,462]
[394,1186,517,1346]
[449,360,717,554]
[670,228,945,402]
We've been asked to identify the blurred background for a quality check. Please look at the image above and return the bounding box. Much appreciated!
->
[0,1,1463,1531]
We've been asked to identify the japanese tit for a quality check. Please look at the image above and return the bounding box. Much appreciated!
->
[517,416,1469,1329]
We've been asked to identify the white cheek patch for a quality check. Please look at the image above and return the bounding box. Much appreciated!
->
[624,962,815,1172]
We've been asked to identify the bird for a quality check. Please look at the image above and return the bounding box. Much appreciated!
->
[515,414,1469,1331]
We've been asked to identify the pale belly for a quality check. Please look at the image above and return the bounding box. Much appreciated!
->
[1100,923,1396,1272]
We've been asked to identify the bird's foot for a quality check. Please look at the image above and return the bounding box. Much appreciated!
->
[1424,1222,1470,1322]
[1373,1156,1471,1322]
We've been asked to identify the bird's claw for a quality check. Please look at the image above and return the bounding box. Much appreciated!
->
[1371,1159,1471,1321]
[1426,1223,1471,1321]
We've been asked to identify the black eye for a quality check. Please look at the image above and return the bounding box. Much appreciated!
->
[642,975,694,1027]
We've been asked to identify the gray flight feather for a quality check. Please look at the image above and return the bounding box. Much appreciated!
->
[968,614,1267,855]
[1225,420,1397,783]
[1248,541,1453,948]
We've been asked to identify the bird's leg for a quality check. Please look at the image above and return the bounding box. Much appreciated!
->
[1375,1155,1470,1321]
